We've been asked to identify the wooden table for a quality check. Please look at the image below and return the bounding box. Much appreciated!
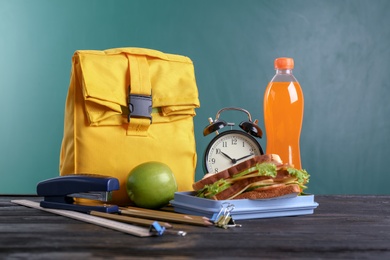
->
[1,195,389,259]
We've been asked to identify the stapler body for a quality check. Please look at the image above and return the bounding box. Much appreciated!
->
[36,175,120,213]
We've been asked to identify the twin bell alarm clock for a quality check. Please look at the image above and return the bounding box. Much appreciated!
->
[203,107,264,174]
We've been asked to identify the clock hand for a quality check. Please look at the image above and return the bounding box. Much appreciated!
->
[236,154,253,161]
[220,152,237,164]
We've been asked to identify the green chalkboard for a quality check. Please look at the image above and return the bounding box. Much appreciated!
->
[1,0,389,195]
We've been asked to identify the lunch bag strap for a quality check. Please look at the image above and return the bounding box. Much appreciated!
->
[125,54,152,137]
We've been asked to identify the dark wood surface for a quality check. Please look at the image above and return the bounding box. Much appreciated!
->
[1,195,390,259]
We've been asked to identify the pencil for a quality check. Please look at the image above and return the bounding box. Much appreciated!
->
[123,206,210,221]
[119,206,213,227]
[90,211,173,228]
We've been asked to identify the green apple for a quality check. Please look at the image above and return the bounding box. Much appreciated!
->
[126,161,178,209]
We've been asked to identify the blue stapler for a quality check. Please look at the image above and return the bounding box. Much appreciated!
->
[36,174,120,213]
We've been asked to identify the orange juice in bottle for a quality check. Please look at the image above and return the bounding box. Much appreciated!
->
[263,57,304,169]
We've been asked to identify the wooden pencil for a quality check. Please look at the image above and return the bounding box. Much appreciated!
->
[119,206,213,227]
[90,211,173,228]
[123,206,210,221]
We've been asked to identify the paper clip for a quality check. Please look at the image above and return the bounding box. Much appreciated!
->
[211,202,241,229]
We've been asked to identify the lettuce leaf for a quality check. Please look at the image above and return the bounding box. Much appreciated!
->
[287,167,310,184]
[232,162,277,179]
[196,179,231,198]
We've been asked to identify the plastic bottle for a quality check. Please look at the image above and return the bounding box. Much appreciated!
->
[263,57,304,169]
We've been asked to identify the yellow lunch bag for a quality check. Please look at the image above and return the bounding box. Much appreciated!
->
[59,47,200,205]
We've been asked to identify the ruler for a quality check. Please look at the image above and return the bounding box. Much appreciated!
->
[11,199,154,237]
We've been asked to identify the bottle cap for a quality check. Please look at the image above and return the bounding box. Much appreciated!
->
[274,57,294,69]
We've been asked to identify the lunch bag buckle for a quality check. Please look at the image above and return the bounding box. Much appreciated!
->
[127,92,152,123]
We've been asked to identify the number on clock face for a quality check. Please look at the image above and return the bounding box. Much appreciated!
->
[204,130,263,174]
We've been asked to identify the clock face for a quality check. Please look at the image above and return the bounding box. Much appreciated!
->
[204,130,263,174]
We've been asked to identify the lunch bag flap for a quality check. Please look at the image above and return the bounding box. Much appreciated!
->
[76,48,200,128]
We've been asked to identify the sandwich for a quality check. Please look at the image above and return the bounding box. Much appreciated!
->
[193,154,310,200]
